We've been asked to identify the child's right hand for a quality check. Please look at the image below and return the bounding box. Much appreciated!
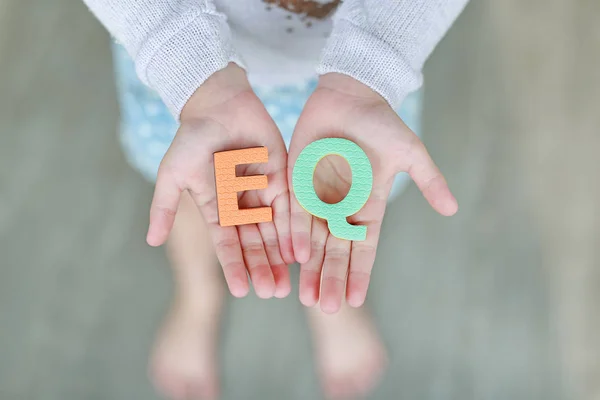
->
[145,64,294,299]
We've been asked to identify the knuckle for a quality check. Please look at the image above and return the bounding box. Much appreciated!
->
[423,171,443,188]
[324,248,350,264]
[263,238,280,252]
[153,204,177,219]
[241,241,265,256]
[301,262,321,273]
[291,210,309,221]
[216,237,240,251]
[157,158,177,177]
[321,275,346,285]
[311,239,326,253]
[408,139,429,165]
[352,243,376,256]
[392,134,424,166]
[222,261,245,273]
[349,270,372,280]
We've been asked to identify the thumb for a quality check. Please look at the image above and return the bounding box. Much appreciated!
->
[146,166,183,246]
[399,138,458,216]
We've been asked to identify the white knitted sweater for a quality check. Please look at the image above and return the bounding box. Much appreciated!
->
[84,0,468,117]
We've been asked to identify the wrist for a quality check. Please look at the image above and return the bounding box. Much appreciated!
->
[317,73,387,104]
[181,63,252,121]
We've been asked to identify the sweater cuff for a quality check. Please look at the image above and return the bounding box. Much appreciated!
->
[317,19,423,109]
[142,13,244,119]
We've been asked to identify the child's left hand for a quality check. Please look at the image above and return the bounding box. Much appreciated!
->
[288,73,458,314]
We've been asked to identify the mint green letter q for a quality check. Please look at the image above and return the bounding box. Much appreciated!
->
[292,138,373,241]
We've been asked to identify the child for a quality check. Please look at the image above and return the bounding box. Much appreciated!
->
[85,1,465,398]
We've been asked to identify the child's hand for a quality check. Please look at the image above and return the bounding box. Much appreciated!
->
[288,73,458,313]
[146,64,294,299]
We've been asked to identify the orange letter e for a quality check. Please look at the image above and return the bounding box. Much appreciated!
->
[214,147,272,227]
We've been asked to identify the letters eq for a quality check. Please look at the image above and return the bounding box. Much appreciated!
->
[213,138,373,241]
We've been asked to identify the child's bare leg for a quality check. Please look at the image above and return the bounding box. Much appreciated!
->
[306,302,388,399]
[151,191,224,400]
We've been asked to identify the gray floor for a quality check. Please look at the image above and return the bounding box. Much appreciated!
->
[1,0,599,399]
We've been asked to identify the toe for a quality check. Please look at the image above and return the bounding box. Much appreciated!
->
[354,350,388,397]
[151,368,188,400]
[187,376,220,400]
[323,376,345,399]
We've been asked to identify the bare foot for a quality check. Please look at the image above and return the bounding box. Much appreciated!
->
[150,192,224,399]
[151,294,223,400]
[307,303,388,399]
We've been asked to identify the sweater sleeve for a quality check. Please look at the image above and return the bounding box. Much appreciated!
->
[83,0,243,118]
[317,0,469,109]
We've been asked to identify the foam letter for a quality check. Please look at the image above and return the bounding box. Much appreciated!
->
[292,138,373,241]
[214,147,272,227]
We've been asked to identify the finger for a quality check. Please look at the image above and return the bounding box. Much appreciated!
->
[258,221,291,298]
[237,224,276,299]
[290,194,312,264]
[261,139,295,265]
[272,190,295,265]
[147,167,183,247]
[298,218,329,307]
[347,221,383,308]
[205,222,249,298]
[345,177,392,307]
[287,133,313,265]
[319,235,351,314]
[186,379,218,400]
[405,141,458,216]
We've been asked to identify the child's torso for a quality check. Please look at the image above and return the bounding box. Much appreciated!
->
[214,0,341,85]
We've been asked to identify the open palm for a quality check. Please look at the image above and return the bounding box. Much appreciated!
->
[146,65,294,299]
[288,73,458,313]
